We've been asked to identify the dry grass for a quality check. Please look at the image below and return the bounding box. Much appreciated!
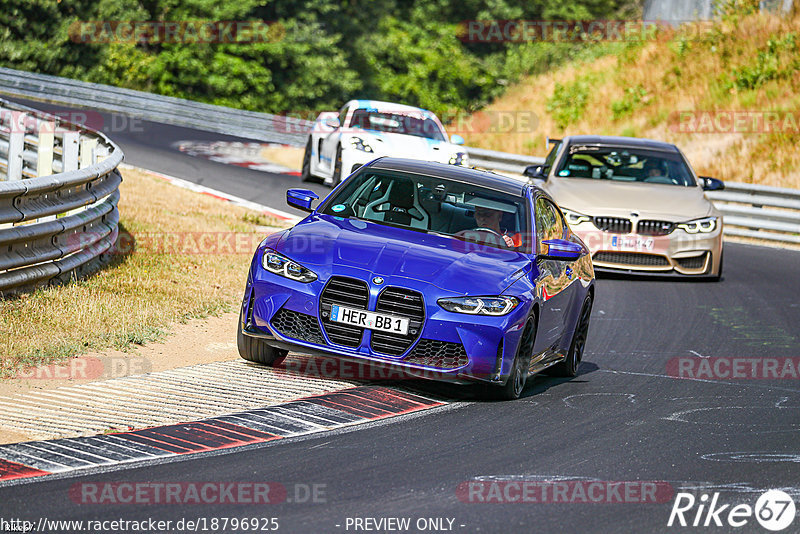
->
[0,167,289,377]
[462,11,800,188]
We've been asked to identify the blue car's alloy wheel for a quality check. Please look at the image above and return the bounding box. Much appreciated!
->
[486,319,536,401]
[551,294,593,377]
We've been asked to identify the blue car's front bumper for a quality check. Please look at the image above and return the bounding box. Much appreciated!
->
[241,263,532,385]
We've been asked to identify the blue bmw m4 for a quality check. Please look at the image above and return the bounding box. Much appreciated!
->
[238,158,595,399]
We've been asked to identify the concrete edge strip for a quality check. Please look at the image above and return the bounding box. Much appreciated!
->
[119,163,302,224]
[0,386,443,484]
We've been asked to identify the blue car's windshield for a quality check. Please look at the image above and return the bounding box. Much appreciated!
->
[349,109,446,142]
[320,170,530,252]
[555,146,696,186]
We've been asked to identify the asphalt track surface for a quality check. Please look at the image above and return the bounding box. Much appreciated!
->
[3,99,800,533]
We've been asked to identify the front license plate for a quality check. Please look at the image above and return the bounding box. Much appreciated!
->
[611,235,654,251]
[330,305,409,335]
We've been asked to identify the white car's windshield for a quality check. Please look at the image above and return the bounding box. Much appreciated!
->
[320,170,530,251]
[350,109,447,142]
[556,146,697,187]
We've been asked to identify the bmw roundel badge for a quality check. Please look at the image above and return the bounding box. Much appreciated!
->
[373,276,384,285]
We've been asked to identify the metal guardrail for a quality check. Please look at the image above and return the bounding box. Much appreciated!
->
[0,67,540,169]
[0,67,310,146]
[707,182,800,245]
[0,68,797,247]
[0,98,123,294]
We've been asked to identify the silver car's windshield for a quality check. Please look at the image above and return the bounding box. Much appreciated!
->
[320,170,530,251]
[555,146,697,187]
[349,109,446,142]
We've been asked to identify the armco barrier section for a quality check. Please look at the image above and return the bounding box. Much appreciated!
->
[1,68,797,246]
[0,98,122,293]
[707,182,800,245]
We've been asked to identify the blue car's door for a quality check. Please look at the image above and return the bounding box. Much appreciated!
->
[532,195,577,359]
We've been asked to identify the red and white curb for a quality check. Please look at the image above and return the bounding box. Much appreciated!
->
[175,140,301,176]
[120,163,301,224]
[0,386,444,484]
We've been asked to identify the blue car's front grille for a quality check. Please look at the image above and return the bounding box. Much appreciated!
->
[404,339,468,369]
[371,287,425,356]
[271,309,325,345]
[320,276,369,347]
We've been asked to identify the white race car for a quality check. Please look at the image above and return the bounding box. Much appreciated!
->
[301,100,468,186]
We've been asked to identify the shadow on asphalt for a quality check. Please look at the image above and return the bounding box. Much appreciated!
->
[595,270,723,283]
[397,361,601,403]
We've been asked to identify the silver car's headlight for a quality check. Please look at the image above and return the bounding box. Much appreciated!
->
[350,137,373,153]
[261,249,317,283]
[677,216,717,234]
[438,296,519,316]
[561,208,592,226]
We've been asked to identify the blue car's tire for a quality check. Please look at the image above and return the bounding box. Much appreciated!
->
[484,319,536,401]
[551,294,592,377]
[237,309,288,366]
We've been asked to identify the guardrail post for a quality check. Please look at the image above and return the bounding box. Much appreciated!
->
[36,120,55,177]
[79,137,97,168]
[6,111,25,181]
[62,131,79,172]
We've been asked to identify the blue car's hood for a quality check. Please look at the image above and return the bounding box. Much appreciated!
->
[274,215,531,295]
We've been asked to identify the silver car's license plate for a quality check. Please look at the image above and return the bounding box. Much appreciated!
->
[330,305,409,335]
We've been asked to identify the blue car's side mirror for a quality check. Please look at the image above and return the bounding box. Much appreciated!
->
[287,189,319,212]
[540,239,583,261]
[450,134,465,145]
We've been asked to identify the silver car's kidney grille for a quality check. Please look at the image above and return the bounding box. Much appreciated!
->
[371,287,425,356]
[637,220,675,236]
[320,276,369,347]
[593,216,632,234]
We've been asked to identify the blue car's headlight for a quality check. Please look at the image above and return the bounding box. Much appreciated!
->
[350,137,374,153]
[261,249,317,283]
[438,296,519,316]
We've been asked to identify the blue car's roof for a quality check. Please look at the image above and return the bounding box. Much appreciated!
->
[368,157,527,196]
[565,135,680,153]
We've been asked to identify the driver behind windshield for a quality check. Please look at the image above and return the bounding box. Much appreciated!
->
[473,206,515,247]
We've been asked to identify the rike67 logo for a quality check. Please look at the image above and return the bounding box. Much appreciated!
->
[668,490,796,531]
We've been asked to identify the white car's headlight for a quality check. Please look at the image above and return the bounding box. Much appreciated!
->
[261,249,317,283]
[677,216,717,234]
[438,296,519,316]
[350,137,373,153]
[561,208,592,226]
[449,152,468,166]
